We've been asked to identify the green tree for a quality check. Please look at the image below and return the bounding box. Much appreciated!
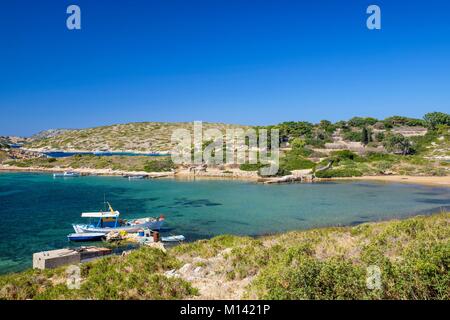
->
[383,134,413,155]
[374,132,385,142]
[361,127,369,145]
[384,116,426,127]
[348,117,378,128]
[318,120,336,134]
[290,138,306,150]
[423,112,450,130]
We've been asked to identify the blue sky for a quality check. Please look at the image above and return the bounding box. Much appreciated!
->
[1,0,449,136]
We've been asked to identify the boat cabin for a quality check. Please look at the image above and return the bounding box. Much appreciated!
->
[81,211,121,228]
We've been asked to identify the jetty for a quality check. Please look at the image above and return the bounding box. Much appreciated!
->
[263,169,314,184]
[33,246,112,270]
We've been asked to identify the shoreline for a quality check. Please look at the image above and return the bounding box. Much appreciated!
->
[1,164,449,187]
[332,175,450,187]
[0,165,174,179]
[22,147,171,155]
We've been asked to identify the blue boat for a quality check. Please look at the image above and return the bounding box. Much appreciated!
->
[67,232,106,242]
[72,202,165,233]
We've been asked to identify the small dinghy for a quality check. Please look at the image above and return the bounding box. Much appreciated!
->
[67,232,106,242]
[54,171,80,178]
[161,235,185,242]
[125,175,147,180]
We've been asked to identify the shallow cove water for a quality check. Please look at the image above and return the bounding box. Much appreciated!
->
[0,172,449,274]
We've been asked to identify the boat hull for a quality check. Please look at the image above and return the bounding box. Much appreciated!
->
[67,233,105,242]
[73,220,164,234]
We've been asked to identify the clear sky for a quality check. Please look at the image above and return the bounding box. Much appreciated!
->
[1,0,449,136]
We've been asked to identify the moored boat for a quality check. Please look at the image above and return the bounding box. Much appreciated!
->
[124,175,147,180]
[67,232,106,242]
[161,235,185,242]
[72,202,165,234]
[53,171,80,178]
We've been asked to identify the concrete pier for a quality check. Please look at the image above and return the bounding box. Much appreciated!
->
[33,246,112,270]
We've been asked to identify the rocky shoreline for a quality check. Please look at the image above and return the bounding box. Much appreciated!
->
[22,147,171,155]
[0,164,174,179]
[1,164,449,187]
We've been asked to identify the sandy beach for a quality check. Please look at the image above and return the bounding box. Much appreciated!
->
[335,175,450,187]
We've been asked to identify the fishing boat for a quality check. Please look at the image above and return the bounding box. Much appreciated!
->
[161,235,185,242]
[136,234,185,244]
[67,232,106,242]
[72,202,165,234]
[123,174,147,179]
[53,171,80,178]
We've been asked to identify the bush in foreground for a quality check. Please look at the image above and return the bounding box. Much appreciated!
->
[1,213,448,300]
[0,247,196,300]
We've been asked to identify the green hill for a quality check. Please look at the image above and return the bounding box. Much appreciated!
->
[26,122,250,152]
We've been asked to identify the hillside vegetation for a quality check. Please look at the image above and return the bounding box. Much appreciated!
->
[3,154,175,173]
[242,113,450,177]
[26,122,249,152]
[1,212,448,300]
[3,113,448,178]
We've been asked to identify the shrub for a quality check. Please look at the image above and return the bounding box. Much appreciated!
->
[239,163,266,171]
[304,138,326,148]
[143,158,174,172]
[410,130,439,154]
[365,152,396,162]
[276,121,314,140]
[290,138,306,149]
[330,150,359,161]
[383,133,414,155]
[384,116,426,127]
[251,247,367,299]
[315,168,363,178]
[375,161,393,173]
[0,247,197,300]
[423,112,450,130]
[318,120,336,134]
[269,167,289,176]
[374,132,385,142]
[347,117,378,127]
[361,127,370,145]
[343,130,362,142]
[280,155,315,171]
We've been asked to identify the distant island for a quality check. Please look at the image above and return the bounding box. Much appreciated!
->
[1,112,449,185]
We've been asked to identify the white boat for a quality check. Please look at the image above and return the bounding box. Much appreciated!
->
[161,235,185,242]
[67,232,106,242]
[53,171,80,178]
[127,175,147,180]
[136,234,185,244]
[72,202,165,234]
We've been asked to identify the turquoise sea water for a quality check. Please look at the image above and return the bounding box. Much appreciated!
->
[0,172,449,274]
